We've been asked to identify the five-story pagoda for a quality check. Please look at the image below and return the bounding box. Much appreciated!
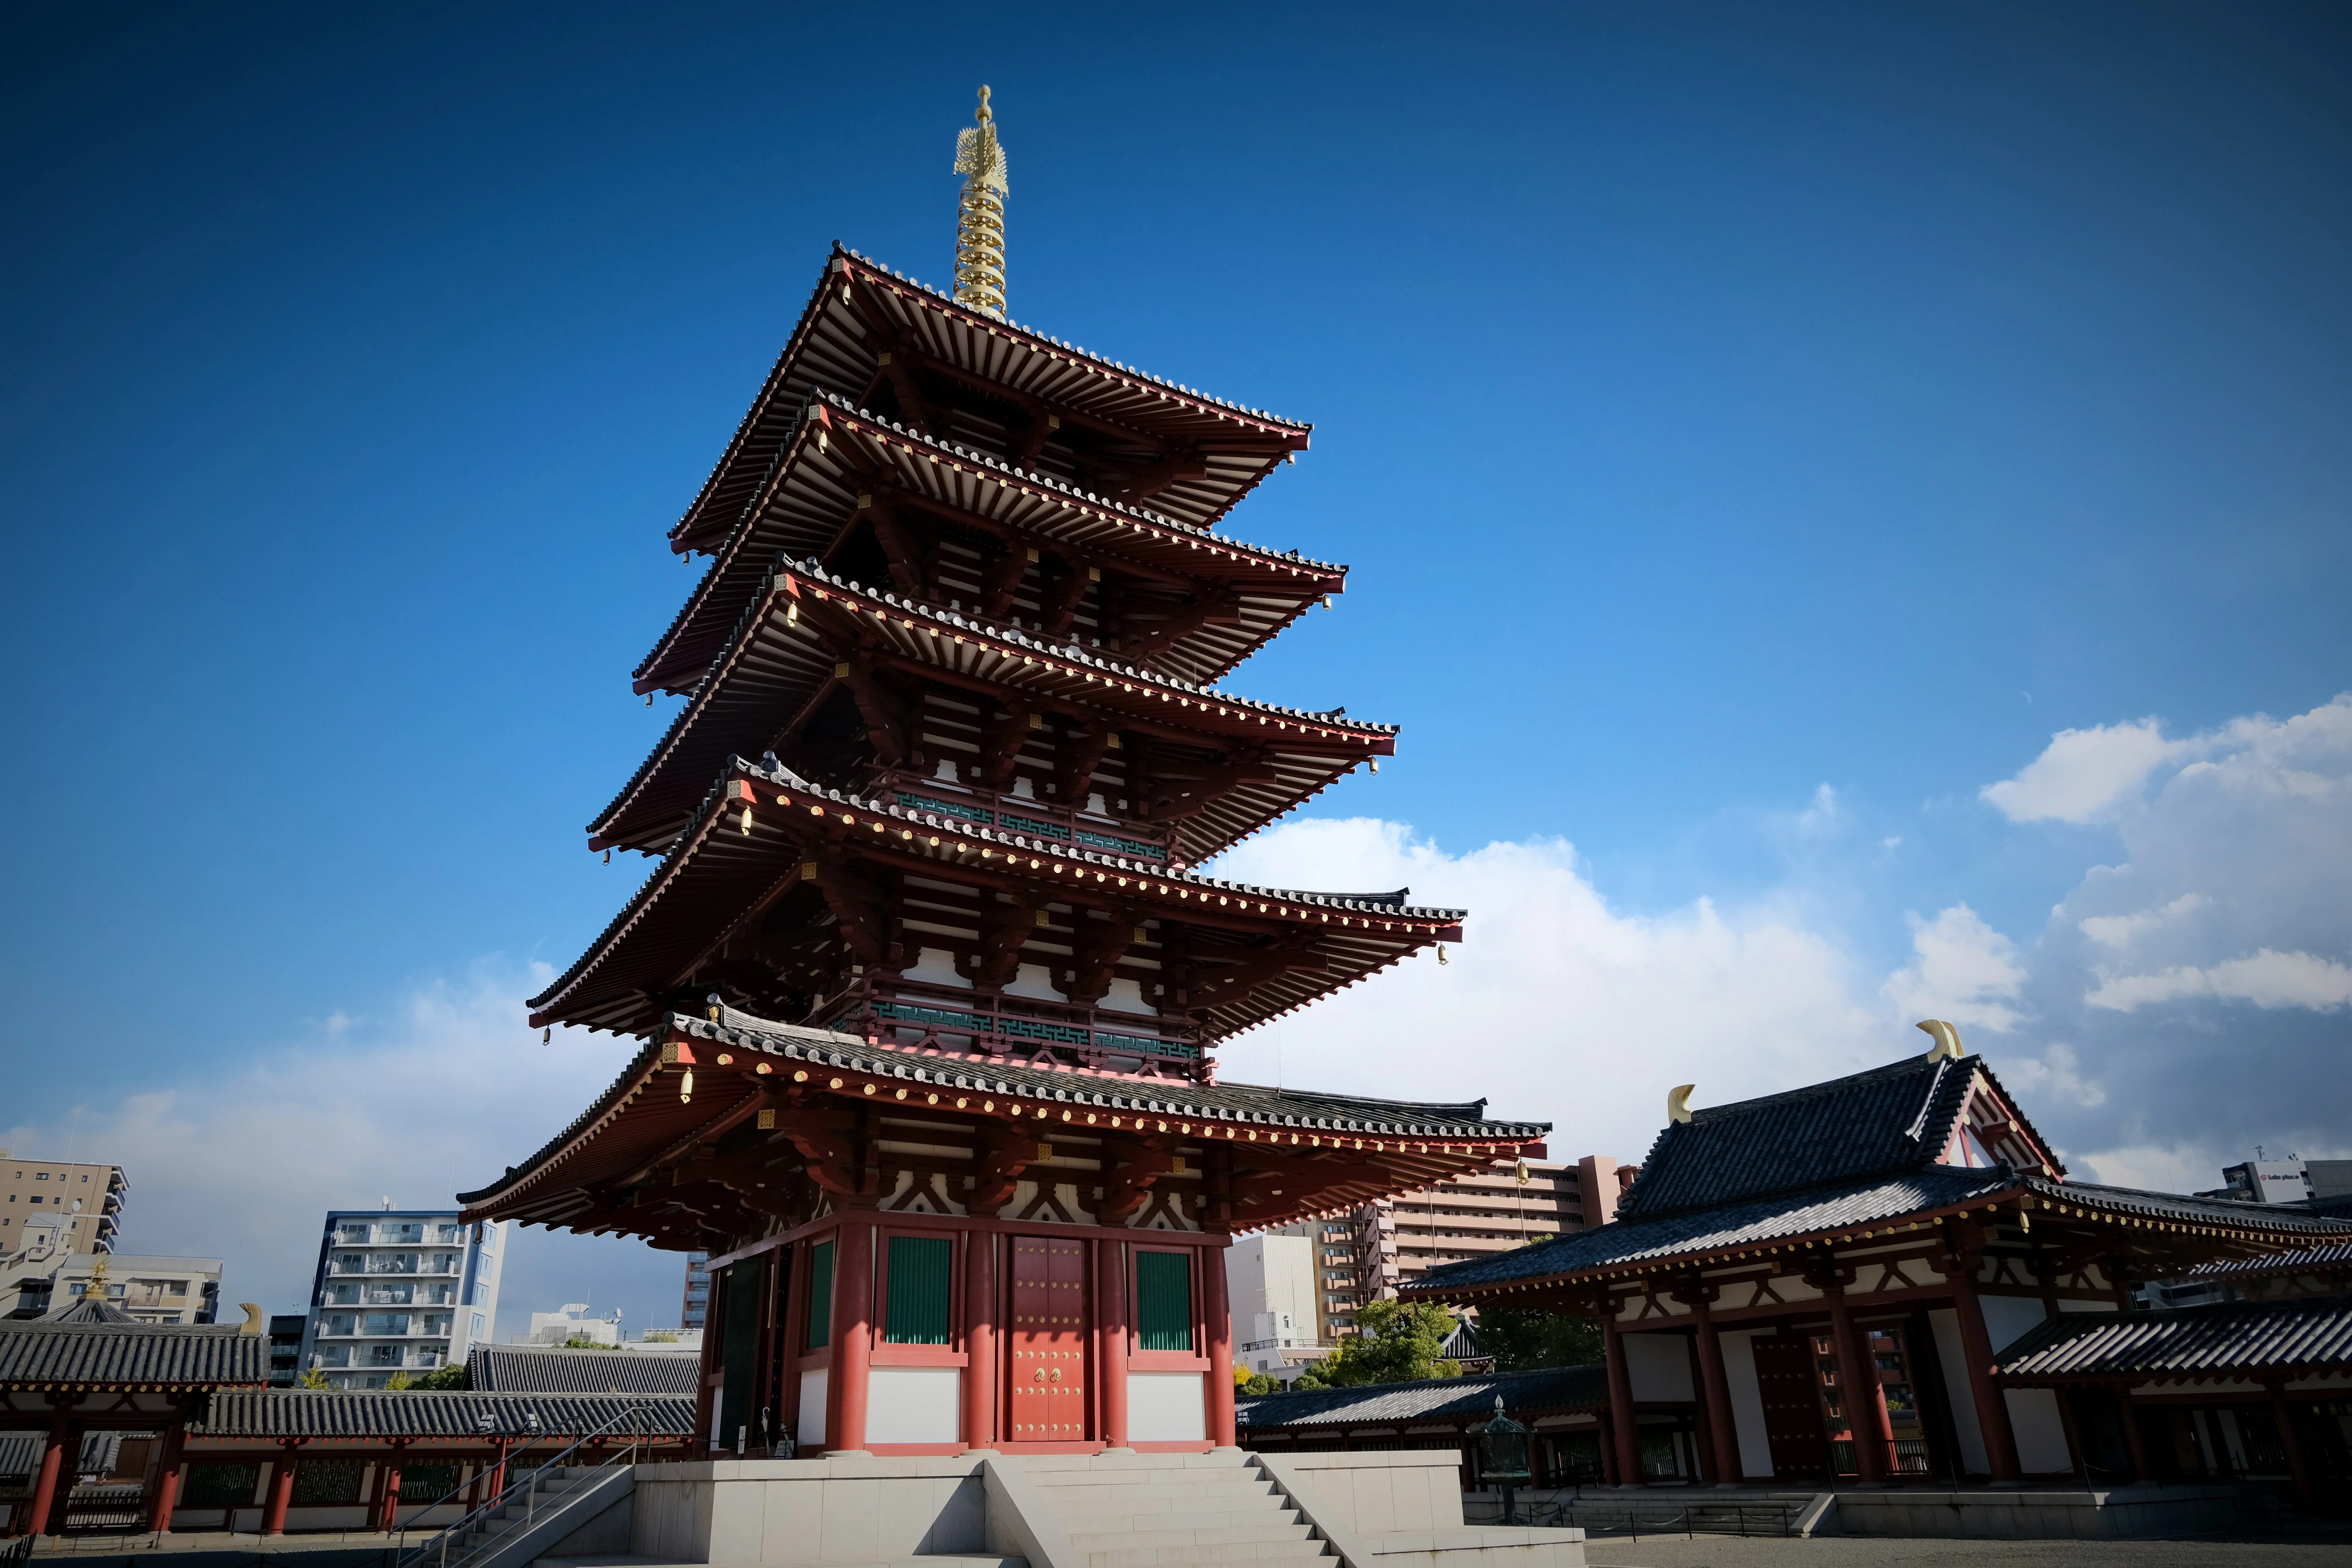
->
[462,90,1546,1458]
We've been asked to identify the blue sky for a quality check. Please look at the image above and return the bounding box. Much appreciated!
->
[4,2,2346,1336]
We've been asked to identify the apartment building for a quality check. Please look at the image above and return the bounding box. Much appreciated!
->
[0,1150,127,1259]
[50,1253,222,1324]
[682,1252,710,1331]
[1314,1154,1637,1332]
[297,1208,506,1388]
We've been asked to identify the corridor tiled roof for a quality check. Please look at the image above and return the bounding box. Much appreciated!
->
[192,1389,694,1438]
[1238,1364,1609,1430]
[468,1344,699,1395]
[0,1321,267,1389]
[1996,1296,2352,1384]
[1404,1167,2017,1296]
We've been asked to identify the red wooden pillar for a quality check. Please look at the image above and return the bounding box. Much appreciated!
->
[962,1230,997,1450]
[146,1417,186,1534]
[2268,1382,2316,1510]
[1689,1301,1743,1483]
[372,1440,404,1533]
[1948,1270,2023,1481]
[1824,1287,1886,1483]
[1097,1234,1131,1448]
[2115,1384,2152,1483]
[695,1265,726,1457]
[1603,1316,1644,1486]
[266,1440,301,1536]
[831,1215,877,1453]
[487,1438,510,1503]
[21,1406,72,1537]
[1204,1239,1236,1447]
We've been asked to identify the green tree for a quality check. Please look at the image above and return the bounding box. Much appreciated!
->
[384,1371,414,1390]
[1476,1308,1603,1372]
[1238,1371,1279,1395]
[297,1367,331,1389]
[562,1334,602,1348]
[411,1361,469,1390]
[1295,1300,1461,1389]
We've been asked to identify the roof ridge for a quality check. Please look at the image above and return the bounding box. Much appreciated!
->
[832,246,1313,433]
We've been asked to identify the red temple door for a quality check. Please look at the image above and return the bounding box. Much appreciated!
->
[1007,1235,1090,1442]
[1752,1334,1833,1479]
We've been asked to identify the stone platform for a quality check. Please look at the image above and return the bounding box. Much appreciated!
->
[615,1447,1584,1567]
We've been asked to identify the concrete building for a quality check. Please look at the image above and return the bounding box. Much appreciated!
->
[267,1313,307,1385]
[297,1207,505,1388]
[681,1251,710,1331]
[1312,1154,1636,1332]
[1225,1231,1327,1384]
[524,1301,623,1346]
[0,1150,126,1261]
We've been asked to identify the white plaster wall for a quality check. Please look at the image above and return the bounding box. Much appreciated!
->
[1977,1295,2051,1358]
[1129,1372,1208,1441]
[1624,1333,1695,1402]
[1925,1309,1988,1474]
[901,949,969,989]
[1004,963,1062,1001]
[1104,978,1157,1015]
[868,1367,960,1444]
[799,1369,828,1447]
[1719,1329,1773,1479]
[2005,1389,2073,1474]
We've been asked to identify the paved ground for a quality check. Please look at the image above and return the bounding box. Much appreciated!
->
[1582,1535,2352,1568]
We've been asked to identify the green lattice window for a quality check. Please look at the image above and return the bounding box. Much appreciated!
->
[402,1464,461,1504]
[805,1240,835,1350]
[183,1464,258,1508]
[1135,1251,1193,1352]
[292,1459,364,1505]
[883,1236,952,1344]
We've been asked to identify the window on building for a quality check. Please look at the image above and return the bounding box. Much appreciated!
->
[1135,1251,1193,1352]
[805,1241,834,1350]
[882,1236,952,1344]
[471,1312,487,1340]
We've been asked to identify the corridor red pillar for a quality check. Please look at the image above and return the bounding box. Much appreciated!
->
[2269,1382,2316,1510]
[1824,1286,1886,1483]
[21,1407,71,1537]
[1689,1299,1744,1483]
[267,1440,301,1535]
[145,1418,186,1534]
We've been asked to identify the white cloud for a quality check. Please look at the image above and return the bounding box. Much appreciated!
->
[1878,904,2027,1034]
[1205,818,1888,1165]
[2078,893,2207,949]
[1980,718,2184,823]
[2074,1143,2217,1195]
[1994,1042,2106,1110]
[2,962,680,1338]
[2085,948,2352,1013]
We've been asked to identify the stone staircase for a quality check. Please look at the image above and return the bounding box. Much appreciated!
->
[1022,1452,1334,1568]
[440,1462,634,1568]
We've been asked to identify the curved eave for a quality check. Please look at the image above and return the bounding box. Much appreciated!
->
[467,1005,1544,1237]
[641,393,1345,694]
[671,247,1311,553]
[534,755,1464,1039]
[592,560,1398,864]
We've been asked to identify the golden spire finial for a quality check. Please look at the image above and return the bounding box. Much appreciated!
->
[953,85,1008,320]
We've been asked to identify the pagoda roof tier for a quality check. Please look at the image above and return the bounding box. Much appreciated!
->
[536,754,1463,1038]
[593,559,1395,863]
[458,1007,1544,1243]
[672,247,1312,554]
[638,392,1346,694]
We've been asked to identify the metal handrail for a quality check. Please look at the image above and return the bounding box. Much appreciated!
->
[395,1403,651,1568]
